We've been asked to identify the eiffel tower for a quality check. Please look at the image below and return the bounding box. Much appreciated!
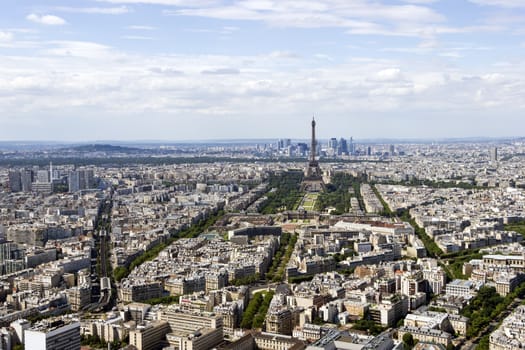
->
[301,117,325,192]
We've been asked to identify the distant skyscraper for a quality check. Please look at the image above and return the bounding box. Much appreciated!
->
[9,169,33,193]
[68,171,80,193]
[68,169,95,193]
[490,147,498,162]
[297,142,308,156]
[277,138,292,150]
[349,137,355,155]
[80,169,94,189]
[389,144,395,156]
[8,171,21,192]
[36,170,50,183]
[20,170,33,192]
[367,146,372,156]
[339,138,348,155]
[328,138,338,151]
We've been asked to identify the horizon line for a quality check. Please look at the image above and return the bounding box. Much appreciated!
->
[0,136,523,145]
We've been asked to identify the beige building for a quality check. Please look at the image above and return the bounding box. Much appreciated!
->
[495,274,525,296]
[292,293,324,309]
[343,300,368,318]
[448,314,468,336]
[160,306,225,349]
[266,308,292,336]
[167,327,223,350]
[66,285,91,311]
[129,321,170,350]
[161,307,223,334]
[165,276,206,296]
[254,331,306,350]
[398,326,452,347]
[369,294,409,327]
[214,302,240,335]
[81,318,129,344]
[490,305,525,350]
[292,324,322,342]
[119,281,162,303]
[483,255,525,272]
[205,272,228,292]
[218,331,306,350]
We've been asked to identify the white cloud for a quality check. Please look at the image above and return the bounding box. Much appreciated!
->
[482,73,505,83]
[149,67,184,76]
[0,31,13,41]
[220,26,240,34]
[96,0,218,5]
[162,0,445,37]
[122,35,155,40]
[1,39,525,140]
[468,0,525,7]
[26,14,67,26]
[268,51,299,59]
[5,28,37,33]
[439,52,462,58]
[402,0,439,4]
[183,26,240,36]
[0,40,41,49]
[128,25,157,30]
[184,28,215,33]
[314,53,333,61]
[42,41,114,58]
[92,0,511,39]
[419,39,439,48]
[201,68,240,75]
[375,68,402,81]
[55,6,131,15]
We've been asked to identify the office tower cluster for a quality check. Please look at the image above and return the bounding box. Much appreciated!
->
[276,136,356,157]
[8,166,53,194]
[8,165,97,194]
[327,137,355,156]
[8,169,33,193]
[67,169,95,193]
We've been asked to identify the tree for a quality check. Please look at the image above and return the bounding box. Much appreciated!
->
[113,266,128,282]
[402,333,415,349]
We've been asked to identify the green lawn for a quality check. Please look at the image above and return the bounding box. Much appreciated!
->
[301,193,319,211]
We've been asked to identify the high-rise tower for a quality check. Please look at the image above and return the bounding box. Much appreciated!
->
[311,118,317,163]
[490,147,498,162]
[302,117,324,192]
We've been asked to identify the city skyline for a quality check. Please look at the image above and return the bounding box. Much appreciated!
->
[2,0,525,141]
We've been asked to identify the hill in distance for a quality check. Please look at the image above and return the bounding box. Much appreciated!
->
[64,144,144,153]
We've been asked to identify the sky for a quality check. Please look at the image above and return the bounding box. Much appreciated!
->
[1,0,525,141]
